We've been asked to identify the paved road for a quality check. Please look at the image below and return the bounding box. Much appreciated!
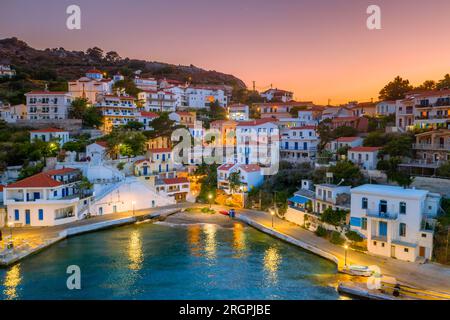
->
[232,206,450,294]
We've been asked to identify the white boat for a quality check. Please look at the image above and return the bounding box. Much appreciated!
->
[343,265,374,277]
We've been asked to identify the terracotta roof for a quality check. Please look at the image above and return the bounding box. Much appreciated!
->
[92,141,107,148]
[218,163,237,171]
[414,89,450,99]
[290,125,316,130]
[150,148,172,153]
[176,111,194,116]
[332,116,359,122]
[26,91,70,95]
[349,146,380,152]
[239,164,261,173]
[44,168,78,175]
[30,127,66,133]
[162,177,189,185]
[87,69,103,74]
[135,159,150,165]
[140,111,159,118]
[237,118,278,127]
[336,137,360,142]
[103,94,135,100]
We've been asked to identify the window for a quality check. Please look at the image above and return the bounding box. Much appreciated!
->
[399,202,406,214]
[399,223,406,237]
[381,243,385,247]
[38,209,44,221]
[373,241,377,246]
[361,218,367,230]
[14,209,20,221]
[404,248,409,253]
[379,200,387,214]
[421,233,427,238]
[362,197,368,209]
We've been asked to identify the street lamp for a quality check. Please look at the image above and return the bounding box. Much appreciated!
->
[208,194,213,209]
[270,209,275,228]
[344,244,349,267]
[132,201,136,217]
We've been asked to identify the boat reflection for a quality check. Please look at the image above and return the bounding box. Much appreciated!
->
[263,246,281,284]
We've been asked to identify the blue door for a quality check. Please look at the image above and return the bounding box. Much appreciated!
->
[162,154,166,161]
[143,166,148,175]
[379,221,387,237]
[294,142,298,150]
[34,192,40,200]
[303,142,308,150]
[25,210,31,225]
[285,142,289,149]
[62,189,66,197]
[38,209,44,221]
[159,164,162,173]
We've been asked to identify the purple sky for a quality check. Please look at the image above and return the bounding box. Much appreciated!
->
[1,0,450,104]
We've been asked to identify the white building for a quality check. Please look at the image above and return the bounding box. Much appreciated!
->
[349,184,441,262]
[185,86,227,108]
[95,94,139,132]
[328,137,363,152]
[260,88,294,102]
[0,104,27,123]
[165,85,188,108]
[0,64,16,78]
[155,177,190,202]
[376,100,397,116]
[4,168,93,227]
[134,77,158,91]
[280,126,318,164]
[412,89,450,130]
[217,163,263,194]
[348,146,381,170]
[30,128,70,147]
[68,69,114,103]
[86,141,108,165]
[25,91,73,120]
[236,119,279,166]
[138,90,176,112]
[138,111,159,130]
[228,104,249,121]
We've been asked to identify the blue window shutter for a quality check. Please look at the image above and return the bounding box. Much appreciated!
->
[14,209,20,221]
[38,209,44,220]
[350,217,361,227]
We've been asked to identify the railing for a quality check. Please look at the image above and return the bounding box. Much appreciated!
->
[412,143,450,151]
[365,209,398,220]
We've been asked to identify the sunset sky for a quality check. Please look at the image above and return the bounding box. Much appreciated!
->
[1,0,450,104]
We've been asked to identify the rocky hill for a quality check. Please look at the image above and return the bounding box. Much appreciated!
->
[0,37,246,104]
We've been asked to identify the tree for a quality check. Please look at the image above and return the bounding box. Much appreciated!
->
[82,106,103,128]
[416,80,436,91]
[363,131,387,147]
[69,98,89,119]
[18,162,44,180]
[105,129,147,158]
[379,76,413,101]
[436,74,450,90]
[146,113,175,138]
[289,105,308,117]
[317,119,333,150]
[321,207,348,226]
[209,99,227,121]
[382,134,413,157]
[333,126,358,138]
[113,79,141,97]
[105,51,121,63]
[228,171,241,193]
[86,47,104,61]
[330,161,364,186]
[123,121,144,131]
[437,162,450,178]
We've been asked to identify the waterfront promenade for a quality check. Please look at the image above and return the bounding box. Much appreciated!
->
[232,206,450,295]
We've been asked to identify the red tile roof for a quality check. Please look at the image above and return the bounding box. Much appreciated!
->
[92,141,108,148]
[331,116,359,122]
[349,146,380,152]
[290,125,316,130]
[237,118,278,127]
[45,168,78,175]
[87,69,103,74]
[176,111,194,116]
[26,91,70,95]
[336,137,360,142]
[150,148,172,153]
[6,168,79,189]
[140,111,159,118]
[239,164,261,172]
[218,163,237,171]
[135,159,150,165]
[30,127,67,133]
[162,177,189,185]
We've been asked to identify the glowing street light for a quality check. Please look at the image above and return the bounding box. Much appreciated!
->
[208,193,213,209]
[269,209,275,228]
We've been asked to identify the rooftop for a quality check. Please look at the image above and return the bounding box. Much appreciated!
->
[6,168,78,189]
[349,146,380,152]
[30,127,67,133]
[351,184,429,199]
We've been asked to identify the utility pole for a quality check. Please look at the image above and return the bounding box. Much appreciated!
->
[252,81,256,92]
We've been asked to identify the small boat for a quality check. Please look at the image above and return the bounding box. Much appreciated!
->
[219,210,229,216]
[343,265,374,277]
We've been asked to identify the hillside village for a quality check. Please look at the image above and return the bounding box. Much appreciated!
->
[0,46,450,267]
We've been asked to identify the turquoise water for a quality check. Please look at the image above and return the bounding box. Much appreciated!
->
[0,222,341,300]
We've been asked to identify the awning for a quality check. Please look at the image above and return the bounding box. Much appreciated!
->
[288,195,309,204]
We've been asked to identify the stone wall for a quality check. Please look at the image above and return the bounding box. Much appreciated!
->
[10,119,83,134]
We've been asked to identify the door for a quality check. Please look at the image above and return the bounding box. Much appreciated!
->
[419,246,426,258]
[143,166,148,175]
[379,221,387,237]
[25,210,31,225]
[33,192,40,200]
[99,207,103,215]
[391,245,396,258]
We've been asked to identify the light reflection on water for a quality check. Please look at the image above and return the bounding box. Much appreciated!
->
[0,222,341,300]
[3,264,21,300]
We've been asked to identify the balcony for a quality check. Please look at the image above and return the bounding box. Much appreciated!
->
[412,143,450,151]
[365,209,398,220]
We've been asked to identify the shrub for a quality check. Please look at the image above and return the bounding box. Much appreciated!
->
[346,230,363,243]
[117,162,125,171]
[315,225,327,237]
[330,231,345,245]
